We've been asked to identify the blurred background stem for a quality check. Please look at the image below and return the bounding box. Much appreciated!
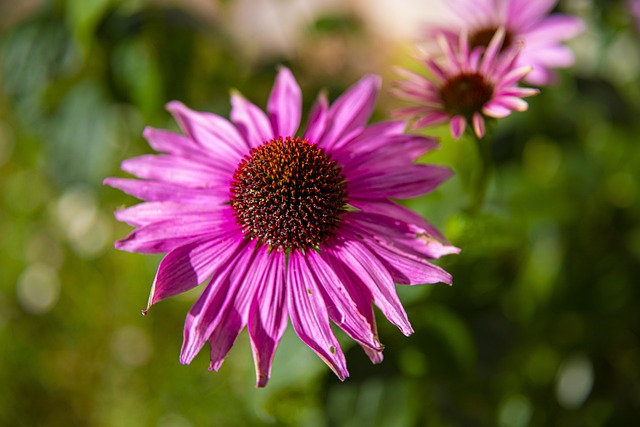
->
[467,128,494,214]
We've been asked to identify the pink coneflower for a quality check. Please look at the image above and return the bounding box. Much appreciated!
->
[393,29,538,140]
[422,0,585,85]
[631,0,640,32]
[105,68,459,387]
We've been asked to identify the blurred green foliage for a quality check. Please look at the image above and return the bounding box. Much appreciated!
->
[1,0,639,426]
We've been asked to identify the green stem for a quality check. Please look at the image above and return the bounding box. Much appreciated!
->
[467,130,494,213]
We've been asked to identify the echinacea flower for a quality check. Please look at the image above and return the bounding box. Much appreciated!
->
[393,29,538,140]
[422,0,585,85]
[631,0,640,32]
[105,68,459,387]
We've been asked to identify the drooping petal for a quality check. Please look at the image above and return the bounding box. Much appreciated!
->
[472,112,486,138]
[482,102,514,118]
[412,112,450,130]
[147,230,245,307]
[208,244,268,372]
[327,231,413,336]
[287,251,349,380]
[363,236,453,286]
[347,199,458,254]
[494,96,530,112]
[346,211,461,260]
[450,115,467,139]
[305,250,381,351]
[248,251,288,387]
[180,240,255,365]
[320,247,383,364]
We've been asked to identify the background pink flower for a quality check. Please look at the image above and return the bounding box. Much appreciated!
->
[422,0,585,85]
[393,29,538,139]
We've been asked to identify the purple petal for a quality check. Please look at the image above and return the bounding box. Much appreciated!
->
[180,240,255,364]
[327,231,413,336]
[104,178,228,203]
[522,45,576,69]
[319,249,383,364]
[508,0,557,29]
[166,101,247,167]
[437,32,462,71]
[346,211,461,260]
[305,250,381,351]
[319,75,381,150]
[450,115,467,139]
[337,121,410,154]
[248,251,288,387]
[363,236,453,285]
[348,164,453,199]
[143,127,201,157]
[424,58,449,84]
[347,199,456,252]
[394,66,429,85]
[494,96,529,112]
[526,15,585,43]
[147,230,245,307]
[472,112,486,138]
[480,27,505,75]
[338,134,438,174]
[304,92,329,144]
[120,155,230,187]
[207,314,244,372]
[499,65,534,88]
[230,94,273,148]
[208,245,268,372]
[499,87,540,98]
[483,102,513,118]
[362,347,384,364]
[267,67,302,138]
[412,112,450,130]
[114,210,233,254]
[114,201,225,227]
[287,251,349,381]
[523,65,556,86]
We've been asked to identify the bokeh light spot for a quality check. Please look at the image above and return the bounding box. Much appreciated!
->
[555,354,594,409]
[498,394,533,427]
[111,325,153,367]
[55,185,112,258]
[157,412,194,427]
[16,263,60,314]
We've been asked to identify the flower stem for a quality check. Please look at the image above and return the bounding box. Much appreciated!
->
[467,131,494,213]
